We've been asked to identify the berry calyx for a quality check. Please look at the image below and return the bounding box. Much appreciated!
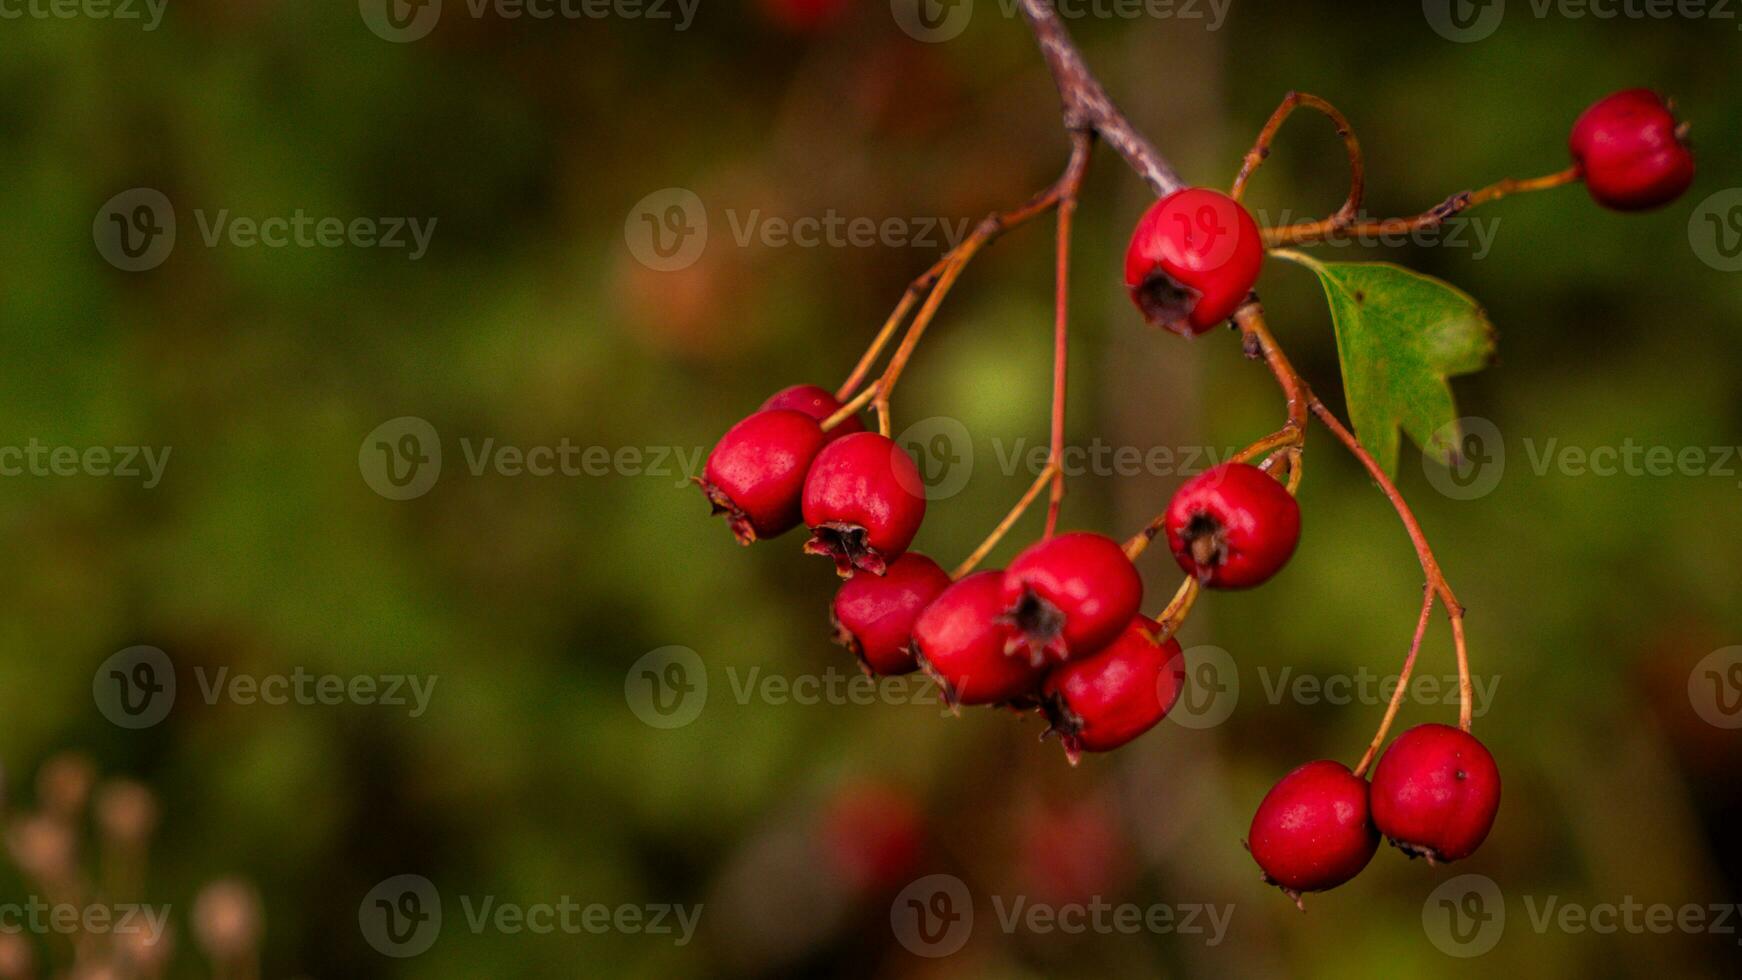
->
[1569,89,1694,212]
[1164,462,1300,589]
[1369,723,1501,864]
[697,408,829,545]
[1000,532,1144,666]
[1040,616,1185,763]
[1123,187,1264,336]
[802,432,928,577]
[911,571,1046,707]
[762,384,864,442]
[1247,760,1379,907]
[830,553,953,676]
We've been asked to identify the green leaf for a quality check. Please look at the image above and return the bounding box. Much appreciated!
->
[1281,254,1496,479]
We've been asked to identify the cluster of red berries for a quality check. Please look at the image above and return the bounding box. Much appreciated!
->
[1248,724,1501,907]
[696,85,1690,902]
[699,385,1309,761]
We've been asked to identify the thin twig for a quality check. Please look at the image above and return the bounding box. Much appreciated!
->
[953,461,1061,579]
[1231,91,1366,236]
[1264,165,1581,247]
[1043,132,1094,538]
[1354,586,1436,777]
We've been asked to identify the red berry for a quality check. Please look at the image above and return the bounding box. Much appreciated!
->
[1569,89,1694,211]
[1370,724,1501,864]
[819,781,925,895]
[697,408,828,545]
[802,432,927,577]
[761,384,864,443]
[1247,760,1379,905]
[757,0,848,32]
[1040,616,1185,763]
[1000,532,1143,666]
[1124,187,1264,336]
[1164,462,1300,590]
[830,553,953,676]
[911,571,1046,707]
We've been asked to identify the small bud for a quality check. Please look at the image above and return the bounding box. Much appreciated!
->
[192,878,263,962]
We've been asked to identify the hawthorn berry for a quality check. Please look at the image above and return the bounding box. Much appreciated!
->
[761,384,864,442]
[1164,462,1300,589]
[697,408,828,545]
[1000,532,1144,666]
[1569,89,1694,212]
[819,781,924,895]
[911,571,1046,707]
[830,553,953,676]
[1040,616,1185,763]
[1370,723,1501,864]
[1247,760,1379,905]
[802,432,928,577]
[1124,187,1264,336]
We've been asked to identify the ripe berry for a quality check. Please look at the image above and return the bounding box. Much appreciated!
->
[697,409,828,545]
[1569,89,1694,211]
[831,553,953,676]
[1040,616,1185,763]
[761,384,864,442]
[911,571,1046,707]
[1124,187,1264,336]
[1247,760,1379,906]
[1000,532,1143,666]
[1370,724,1501,864]
[819,781,924,895]
[802,432,927,577]
[1164,462,1300,589]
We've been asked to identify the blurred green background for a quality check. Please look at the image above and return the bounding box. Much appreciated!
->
[1,0,1739,976]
